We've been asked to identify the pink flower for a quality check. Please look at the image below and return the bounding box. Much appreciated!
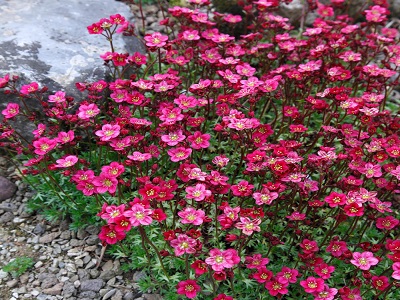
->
[392,262,400,280]
[159,107,184,125]
[350,251,379,270]
[57,130,74,144]
[182,29,200,41]
[93,174,118,194]
[360,163,382,178]
[187,131,211,149]
[144,32,168,48]
[32,137,58,156]
[123,203,153,226]
[178,207,205,225]
[95,124,121,141]
[161,130,186,146]
[167,147,192,162]
[55,155,78,168]
[101,162,125,178]
[185,184,211,202]
[252,188,278,205]
[0,74,10,88]
[127,151,152,162]
[99,204,126,223]
[1,103,20,119]
[313,285,338,300]
[48,91,66,103]
[77,103,100,120]
[365,5,388,23]
[205,248,240,271]
[176,279,201,299]
[20,82,39,94]
[300,276,325,293]
[235,217,261,235]
[170,234,197,256]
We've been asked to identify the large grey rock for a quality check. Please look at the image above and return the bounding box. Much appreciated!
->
[0,176,17,201]
[0,0,145,141]
[0,0,141,91]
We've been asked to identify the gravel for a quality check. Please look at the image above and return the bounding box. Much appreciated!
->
[0,155,162,300]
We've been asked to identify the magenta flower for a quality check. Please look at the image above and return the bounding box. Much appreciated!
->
[93,174,118,194]
[178,207,205,226]
[176,279,201,299]
[265,278,289,296]
[123,204,153,226]
[360,163,382,178]
[205,248,240,271]
[376,216,399,230]
[350,251,379,270]
[20,82,39,94]
[170,234,197,256]
[187,131,211,149]
[32,137,58,156]
[300,276,325,293]
[1,103,20,119]
[185,183,211,202]
[252,188,278,205]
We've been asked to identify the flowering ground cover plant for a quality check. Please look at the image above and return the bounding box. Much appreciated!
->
[1,0,400,299]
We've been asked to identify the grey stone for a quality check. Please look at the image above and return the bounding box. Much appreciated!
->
[0,202,18,212]
[85,235,99,246]
[41,277,59,289]
[62,281,76,297]
[103,289,116,300]
[60,230,71,240]
[77,228,88,240]
[111,290,123,300]
[99,270,115,281]
[6,279,18,288]
[42,282,64,295]
[0,176,17,201]
[80,279,104,292]
[123,292,135,300]
[0,211,14,223]
[79,291,97,298]
[33,223,46,235]
[85,224,100,235]
[39,232,60,243]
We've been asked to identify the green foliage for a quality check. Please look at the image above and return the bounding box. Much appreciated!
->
[24,171,101,231]
[2,256,35,278]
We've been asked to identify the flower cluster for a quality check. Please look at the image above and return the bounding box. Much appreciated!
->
[1,0,399,299]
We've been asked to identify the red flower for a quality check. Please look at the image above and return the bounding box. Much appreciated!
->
[98,224,126,245]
